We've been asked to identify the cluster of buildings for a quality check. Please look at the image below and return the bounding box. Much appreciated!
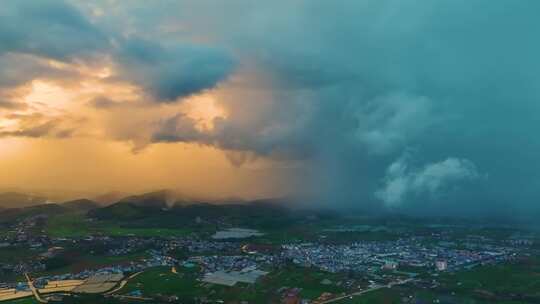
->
[188,254,275,274]
[0,242,178,289]
[282,237,516,273]
[172,239,239,254]
[202,267,269,287]
[0,217,49,249]
[1,212,537,304]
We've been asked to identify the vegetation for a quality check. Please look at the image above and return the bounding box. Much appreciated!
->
[119,266,203,302]
[0,204,68,225]
[333,288,401,304]
[1,192,540,304]
[259,265,347,299]
[1,298,39,304]
[437,256,540,302]
[335,256,540,304]
[115,264,352,303]
[45,213,194,238]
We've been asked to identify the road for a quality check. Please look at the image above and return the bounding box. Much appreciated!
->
[24,273,47,303]
[112,294,153,301]
[104,271,144,295]
[103,280,128,295]
[320,278,414,304]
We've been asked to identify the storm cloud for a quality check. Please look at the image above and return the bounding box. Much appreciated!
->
[0,0,108,60]
[0,0,236,99]
[115,38,236,101]
[1,0,540,216]
[143,0,540,215]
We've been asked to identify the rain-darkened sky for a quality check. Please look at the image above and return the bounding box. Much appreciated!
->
[1,0,539,216]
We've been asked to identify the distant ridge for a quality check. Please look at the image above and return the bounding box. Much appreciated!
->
[88,192,293,223]
[0,203,68,224]
[114,189,239,208]
[117,189,176,208]
[92,191,127,205]
[62,199,100,211]
[0,192,48,209]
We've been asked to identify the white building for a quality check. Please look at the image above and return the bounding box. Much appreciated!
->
[383,260,398,270]
[435,260,447,271]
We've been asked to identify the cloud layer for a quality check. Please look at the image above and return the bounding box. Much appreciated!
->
[376,156,480,207]
[1,0,540,216]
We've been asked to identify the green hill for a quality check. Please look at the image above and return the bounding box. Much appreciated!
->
[0,203,69,225]
[62,199,100,212]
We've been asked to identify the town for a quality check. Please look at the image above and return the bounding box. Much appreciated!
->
[1,209,537,303]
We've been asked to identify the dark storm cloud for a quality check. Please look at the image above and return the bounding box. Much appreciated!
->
[140,0,540,215]
[3,0,540,216]
[115,38,236,101]
[0,0,235,98]
[0,0,108,60]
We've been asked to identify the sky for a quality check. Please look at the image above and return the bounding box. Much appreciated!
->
[0,0,539,216]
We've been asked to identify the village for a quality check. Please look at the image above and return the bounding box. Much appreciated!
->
[0,219,533,303]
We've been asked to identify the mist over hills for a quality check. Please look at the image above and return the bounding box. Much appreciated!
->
[0,188,329,227]
[0,189,283,216]
[0,192,48,209]
[61,199,101,212]
[0,188,537,226]
[92,191,128,205]
[0,189,244,210]
[117,190,196,209]
[0,203,69,225]
[0,188,538,231]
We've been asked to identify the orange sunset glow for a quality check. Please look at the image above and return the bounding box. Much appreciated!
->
[0,33,296,202]
[0,63,291,200]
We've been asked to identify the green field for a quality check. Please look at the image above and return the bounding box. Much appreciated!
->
[115,264,352,303]
[335,257,540,304]
[0,247,37,263]
[261,265,348,299]
[118,266,273,303]
[118,266,203,300]
[45,214,194,238]
[333,288,401,304]
[437,256,540,301]
[34,251,150,278]
[0,247,37,282]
